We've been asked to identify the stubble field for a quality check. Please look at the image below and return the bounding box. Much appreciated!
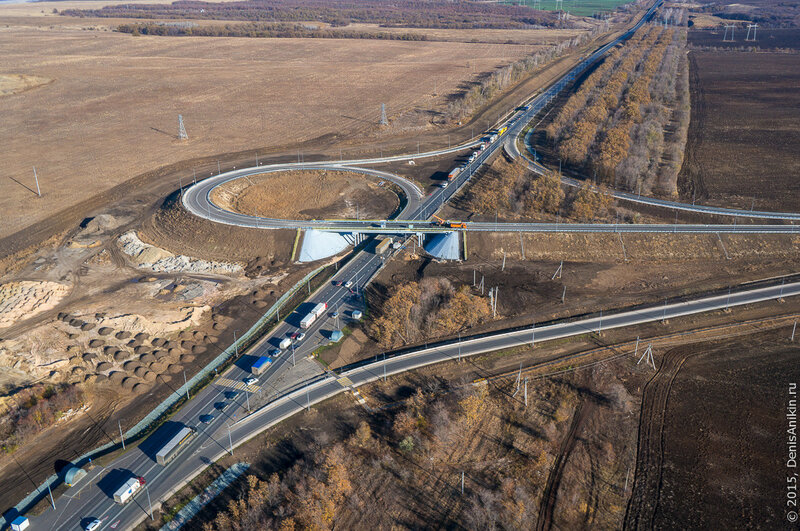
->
[0,25,540,240]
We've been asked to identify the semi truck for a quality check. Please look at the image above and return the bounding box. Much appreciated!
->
[156,426,197,466]
[447,167,461,181]
[251,356,273,375]
[300,302,327,329]
[113,476,146,504]
[375,237,393,255]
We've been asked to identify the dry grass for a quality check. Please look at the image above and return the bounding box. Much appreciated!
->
[0,25,550,239]
[211,169,398,219]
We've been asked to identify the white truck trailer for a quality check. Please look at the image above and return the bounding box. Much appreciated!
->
[113,476,146,504]
[300,302,327,329]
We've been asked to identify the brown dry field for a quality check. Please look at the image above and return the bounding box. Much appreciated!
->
[210,169,399,220]
[0,25,542,239]
[678,50,800,211]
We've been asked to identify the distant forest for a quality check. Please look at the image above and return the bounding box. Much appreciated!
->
[116,22,429,40]
[61,0,560,29]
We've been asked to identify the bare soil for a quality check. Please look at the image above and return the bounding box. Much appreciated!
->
[678,50,800,211]
[210,169,399,221]
[625,329,800,529]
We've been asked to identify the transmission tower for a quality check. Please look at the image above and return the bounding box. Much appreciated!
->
[723,24,735,42]
[637,343,656,370]
[745,23,758,41]
[178,114,188,140]
[555,0,563,10]
[380,103,388,126]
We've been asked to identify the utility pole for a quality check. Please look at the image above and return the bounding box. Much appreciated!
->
[523,377,528,408]
[119,420,125,450]
[227,424,234,456]
[792,320,797,342]
[183,370,190,400]
[291,342,296,367]
[47,482,55,509]
[245,388,251,412]
[33,167,41,197]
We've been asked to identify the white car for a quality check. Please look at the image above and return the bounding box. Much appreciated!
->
[295,332,306,342]
[85,519,102,531]
[344,280,353,288]
[245,377,257,386]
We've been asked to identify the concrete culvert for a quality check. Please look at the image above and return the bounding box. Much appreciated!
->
[139,353,155,363]
[95,362,112,372]
[98,327,113,336]
[88,339,104,348]
[143,371,157,382]
[109,371,125,384]
[115,331,131,340]
[80,322,96,331]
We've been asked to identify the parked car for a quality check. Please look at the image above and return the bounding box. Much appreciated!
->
[84,519,102,531]
[200,414,215,424]
[270,348,282,357]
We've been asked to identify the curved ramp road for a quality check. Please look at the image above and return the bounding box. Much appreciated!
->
[30,280,800,531]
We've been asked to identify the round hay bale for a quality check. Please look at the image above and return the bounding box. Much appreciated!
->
[67,333,79,340]
[80,322,96,331]
[134,366,148,378]
[67,345,79,353]
[134,332,149,342]
[168,347,179,356]
[69,319,84,328]
[97,327,113,336]
[95,361,112,372]
[163,340,175,350]
[103,346,116,355]
[82,352,97,363]
[139,353,155,364]
[88,339,104,348]
[84,374,97,384]
[121,377,137,391]
[108,371,125,384]
[69,355,81,365]
[151,337,167,347]
[206,335,219,344]
[191,345,206,355]
[133,345,147,355]
[113,351,130,362]
[132,382,148,394]
[179,330,192,340]
[152,349,166,359]
[180,340,195,350]
[123,360,140,371]
[93,373,107,383]
[115,331,131,340]
[179,354,195,364]
[160,373,173,383]
[149,361,167,372]
[143,371,157,382]
[71,366,86,375]
[94,312,106,320]
[192,331,203,340]
[212,322,223,331]
[253,300,267,308]
[127,338,141,348]
[167,364,183,374]
[57,312,68,321]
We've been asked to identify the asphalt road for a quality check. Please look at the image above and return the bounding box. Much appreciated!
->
[31,276,800,531]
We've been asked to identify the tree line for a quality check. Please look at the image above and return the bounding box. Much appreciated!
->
[546,17,691,197]
[466,158,613,222]
[64,0,560,30]
[116,22,429,40]
[369,277,492,349]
